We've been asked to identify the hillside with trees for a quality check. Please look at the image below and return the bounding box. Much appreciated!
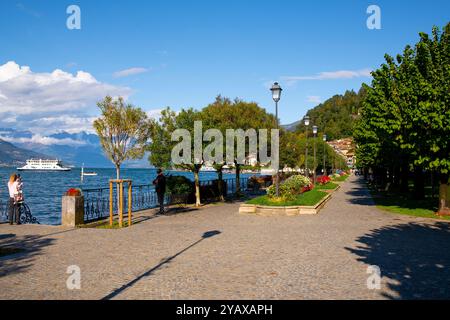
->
[0,139,50,167]
[289,88,366,141]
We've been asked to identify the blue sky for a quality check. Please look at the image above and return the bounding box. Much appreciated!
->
[0,0,449,135]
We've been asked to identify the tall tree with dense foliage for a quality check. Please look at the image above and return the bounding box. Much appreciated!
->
[413,24,450,213]
[355,23,450,214]
[148,107,205,206]
[201,96,277,197]
[201,96,234,201]
[94,96,152,179]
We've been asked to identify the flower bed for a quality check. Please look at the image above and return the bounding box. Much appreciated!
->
[266,174,312,201]
[246,189,328,207]
[239,174,333,216]
[240,191,331,216]
[317,175,331,185]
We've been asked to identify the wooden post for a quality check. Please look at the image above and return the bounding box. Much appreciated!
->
[119,181,123,228]
[109,180,113,226]
[128,182,132,227]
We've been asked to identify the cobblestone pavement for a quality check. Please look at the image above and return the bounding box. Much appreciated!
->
[1,175,450,300]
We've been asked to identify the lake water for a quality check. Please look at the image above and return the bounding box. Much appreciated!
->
[0,167,254,225]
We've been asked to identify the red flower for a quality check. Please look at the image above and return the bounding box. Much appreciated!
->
[317,175,331,185]
[301,183,314,193]
[65,188,82,196]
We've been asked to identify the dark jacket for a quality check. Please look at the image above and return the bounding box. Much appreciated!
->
[153,174,166,194]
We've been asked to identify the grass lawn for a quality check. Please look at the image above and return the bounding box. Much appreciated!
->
[370,187,450,221]
[246,189,328,207]
[332,174,349,182]
[315,182,339,190]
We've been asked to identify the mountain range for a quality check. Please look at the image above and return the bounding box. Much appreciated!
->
[0,138,50,167]
[0,128,150,168]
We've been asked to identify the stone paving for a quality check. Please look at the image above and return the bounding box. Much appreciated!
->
[1,175,450,300]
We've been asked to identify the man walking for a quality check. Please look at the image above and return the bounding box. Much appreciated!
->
[153,168,166,215]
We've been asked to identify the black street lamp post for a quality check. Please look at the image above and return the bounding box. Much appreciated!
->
[313,125,318,184]
[304,115,310,177]
[270,82,282,197]
[323,134,327,175]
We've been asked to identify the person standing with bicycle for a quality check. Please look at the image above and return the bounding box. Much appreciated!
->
[7,173,21,225]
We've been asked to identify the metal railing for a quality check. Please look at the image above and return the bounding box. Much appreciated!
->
[82,177,250,223]
[0,199,7,223]
[0,199,39,224]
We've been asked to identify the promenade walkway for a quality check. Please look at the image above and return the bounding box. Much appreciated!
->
[1,175,450,299]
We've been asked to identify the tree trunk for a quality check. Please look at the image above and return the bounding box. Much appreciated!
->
[116,164,121,215]
[116,165,120,180]
[235,162,241,198]
[194,168,201,207]
[437,173,450,216]
[379,167,387,189]
[413,166,425,200]
[393,165,400,186]
[400,162,410,193]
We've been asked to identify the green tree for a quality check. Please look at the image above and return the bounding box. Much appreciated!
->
[279,130,303,170]
[148,107,205,206]
[355,23,450,214]
[201,96,234,201]
[94,96,151,179]
[201,96,277,197]
[412,25,450,213]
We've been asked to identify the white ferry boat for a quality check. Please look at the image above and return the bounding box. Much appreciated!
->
[17,159,71,171]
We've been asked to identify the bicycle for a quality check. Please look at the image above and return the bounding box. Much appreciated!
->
[3,200,39,225]
[16,201,39,224]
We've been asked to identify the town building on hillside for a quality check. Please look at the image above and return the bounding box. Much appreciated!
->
[327,138,356,169]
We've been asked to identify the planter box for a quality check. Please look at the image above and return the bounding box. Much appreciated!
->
[239,194,331,216]
[61,195,85,227]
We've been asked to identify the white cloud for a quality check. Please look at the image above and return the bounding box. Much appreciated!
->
[28,116,99,134]
[307,96,322,104]
[282,69,372,85]
[0,61,131,116]
[0,61,132,134]
[0,134,86,146]
[113,67,150,78]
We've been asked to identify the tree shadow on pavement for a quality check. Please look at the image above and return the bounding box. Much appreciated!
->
[0,234,56,277]
[345,178,376,207]
[346,222,450,299]
[102,230,222,300]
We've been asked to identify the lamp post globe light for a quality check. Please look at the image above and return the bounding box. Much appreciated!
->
[323,134,327,175]
[313,125,318,184]
[270,82,282,197]
[304,115,310,177]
